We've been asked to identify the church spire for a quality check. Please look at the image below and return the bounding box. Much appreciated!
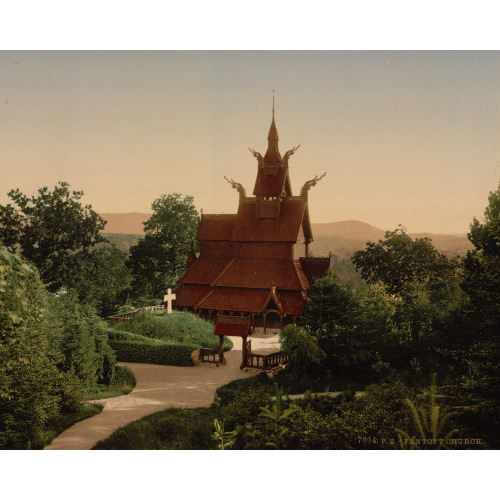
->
[263,97,283,164]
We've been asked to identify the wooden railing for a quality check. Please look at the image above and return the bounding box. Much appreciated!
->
[107,305,165,324]
[199,348,225,366]
[243,351,288,370]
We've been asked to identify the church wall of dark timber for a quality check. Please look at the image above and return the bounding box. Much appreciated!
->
[201,241,235,258]
[237,242,293,259]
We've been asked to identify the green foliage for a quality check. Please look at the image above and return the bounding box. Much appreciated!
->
[352,226,459,296]
[85,365,136,400]
[0,246,62,448]
[257,384,298,449]
[93,407,217,450]
[46,292,116,388]
[0,182,106,292]
[304,276,378,374]
[279,325,325,379]
[109,340,198,366]
[217,383,273,428]
[126,234,176,300]
[462,181,500,334]
[445,182,500,448]
[127,193,200,299]
[212,419,237,450]
[35,403,103,449]
[66,246,132,318]
[395,375,459,449]
[304,275,356,334]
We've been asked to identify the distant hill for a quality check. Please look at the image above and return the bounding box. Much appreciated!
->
[311,220,386,241]
[99,213,473,257]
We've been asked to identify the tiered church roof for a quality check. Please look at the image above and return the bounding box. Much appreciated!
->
[174,105,330,325]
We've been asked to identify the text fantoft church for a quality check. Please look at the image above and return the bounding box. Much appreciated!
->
[174,107,331,332]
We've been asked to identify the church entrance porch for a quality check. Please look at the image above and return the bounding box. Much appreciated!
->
[197,315,287,373]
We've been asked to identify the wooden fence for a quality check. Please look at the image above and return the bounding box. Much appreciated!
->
[107,305,165,324]
[243,351,288,370]
[199,348,225,366]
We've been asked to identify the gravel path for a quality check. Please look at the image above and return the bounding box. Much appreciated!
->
[45,333,281,450]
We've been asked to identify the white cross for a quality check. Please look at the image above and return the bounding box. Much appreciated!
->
[164,288,176,314]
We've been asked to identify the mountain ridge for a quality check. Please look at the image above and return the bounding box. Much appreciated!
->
[100,212,470,243]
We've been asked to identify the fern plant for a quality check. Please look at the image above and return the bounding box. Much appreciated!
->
[395,374,459,449]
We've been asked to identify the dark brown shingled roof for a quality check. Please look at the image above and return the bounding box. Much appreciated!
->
[197,215,236,240]
[214,315,251,337]
[279,290,308,316]
[198,288,268,312]
[212,258,305,290]
[180,257,233,285]
[173,284,212,308]
[299,256,332,283]
[231,198,306,241]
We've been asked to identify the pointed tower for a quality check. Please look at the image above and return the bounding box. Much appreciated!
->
[253,101,292,217]
[263,100,283,165]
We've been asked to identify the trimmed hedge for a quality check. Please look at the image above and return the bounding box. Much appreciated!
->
[109,340,198,367]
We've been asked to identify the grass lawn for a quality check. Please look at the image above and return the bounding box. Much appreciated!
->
[112,310,233,351]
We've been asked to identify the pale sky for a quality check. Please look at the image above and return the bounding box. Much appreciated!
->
[1,51,499,234]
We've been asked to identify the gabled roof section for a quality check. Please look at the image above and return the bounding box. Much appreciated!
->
[214,315,251,337]
[198,288,270,313]
[299,256,332,283]
[231,197,306,241]
[173,284,212,309]
[197,214,236,241]
[211,258,306,290]
[262,287,283,314]
[181,257,233,285]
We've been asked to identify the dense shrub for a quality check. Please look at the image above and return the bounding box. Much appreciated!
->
[109,340,198,366]
[113,365,137,389]
[93,407,217,450]
[46,292,116,388]
[0,247,62,448]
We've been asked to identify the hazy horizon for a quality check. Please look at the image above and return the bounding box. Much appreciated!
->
[1,51,499,234]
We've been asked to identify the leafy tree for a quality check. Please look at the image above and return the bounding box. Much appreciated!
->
[0,182,106,292]
[66,246,132,317]
[352,226,459,296]
[127,234,175,299]
[452,181,500,447]
[462,181,500,334]
[128,193,199,299]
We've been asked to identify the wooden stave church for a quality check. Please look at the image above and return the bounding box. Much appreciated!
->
[173,107,331,332]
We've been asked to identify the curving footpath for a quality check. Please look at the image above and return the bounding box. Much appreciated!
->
[45,334,280,450]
